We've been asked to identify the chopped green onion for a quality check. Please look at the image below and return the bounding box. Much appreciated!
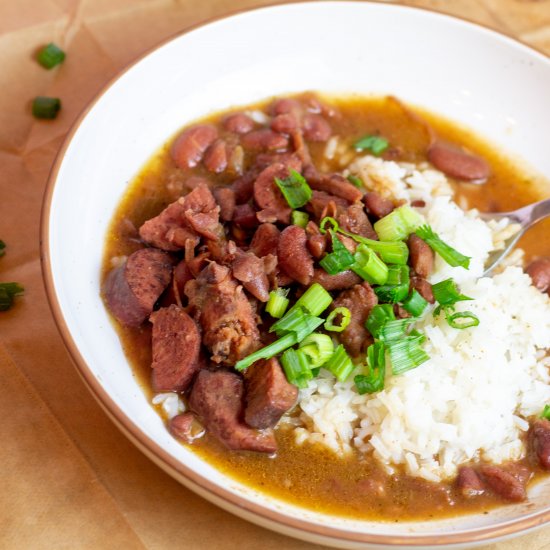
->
[270,306,324,340]
[432,278,472,306]
[324,344,354,382]
[0,240,5,257]
[415,225,471,269]
[32,97,61,120]
[299,333,334,368]
[281,348,313,388]
[379,318,417,342]
[36,43,66,69]
[293,283,333,317]
[319,216,339,235]
[235,333,297,371]
[324,307,351,332]
[352,244,389,285]
[388,335,429,375]
[374,283,409,304]
[347,174,364,188]
[402,289,428,317]
[386,264,410,286]
[319,231,355,275]
[0,282,25,312]
[275,169,312,209]
[265,288,289,319]
[541,405,550,420]
[446,310,480,329]
[291,210,309,228]
[355,342,386,394]
[353,135,389,156]
[374,205,424,241]
[365,304,395,338]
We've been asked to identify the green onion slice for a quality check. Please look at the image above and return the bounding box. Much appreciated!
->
[388,335,429,375]
[415,225,471,269]
[353,135,389,156]
[0,282,24,312]
[446,310,480,329]
[281,348,313,388]
[37,43,66,69]
[352,244,389,285]
[324,307,351,332]
[235,333,297,372]
[291,210,309,228]
[541,405,550,420]
[275,170,312,209]
[270,306,324,341]
[299,333,334,368]
[365,304,396,338]
[374,283,409,304]
[319,231,355,275]
[292,283,333,317]
[355,342,386,394]
[347,174,364,188]
[432,278,472,306]
[32,97,61,120]
[379,318,417,343]
[386,264,410,286]
[402,289,428,317]
[265,288,289,319]
[374,205,425,242]
[325,344,354,382]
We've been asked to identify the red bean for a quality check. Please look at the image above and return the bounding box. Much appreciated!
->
[278,225,314,286]
[302,114,331,142]
[241,129,289,152]
[203,139,228,173]
[171,125,218,169]
[427,140,490,182]
[271,113,299,134]
[526,258,550,294]
[223,113,255,134]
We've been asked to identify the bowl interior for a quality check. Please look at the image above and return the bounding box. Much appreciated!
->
[44,2,550,546]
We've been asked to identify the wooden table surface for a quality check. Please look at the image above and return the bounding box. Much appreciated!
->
[1,1,549,549]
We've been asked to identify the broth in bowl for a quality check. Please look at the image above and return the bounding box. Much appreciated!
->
[101,93,550,521]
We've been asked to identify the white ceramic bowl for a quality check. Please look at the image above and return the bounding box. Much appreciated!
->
[42,2,550,548]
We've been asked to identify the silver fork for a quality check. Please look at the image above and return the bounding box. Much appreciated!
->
[481,198,550,275]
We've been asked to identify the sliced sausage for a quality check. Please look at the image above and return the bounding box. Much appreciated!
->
[408,234,435,278]
[479,465,526,502]
[278,225,314,286]
[364,192,395,219]
[172,259,194,306]
[311,268,362,291]
[411,277,435,304]
[150,305,201,392]
[189,370,277,453]
[338,203,378,240]
[250,223,280,257]
[241,129,289,152]
[171,124,218,169]
[244,358,298,429]
[532,419,550,469]
[232,250,270,302]
[253,163,294,224]
[103,248,174,327]
[223,113,255,134]
[456,467,485,497]
[203,139,228,173]
[169,412,205,444]
[427,140,490,182]
[526,258,550,294]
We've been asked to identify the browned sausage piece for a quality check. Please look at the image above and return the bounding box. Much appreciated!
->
[333,282,378,356]
[278,225,314,286]
[244,358,298,429]
[364,192,395,219]
[232,250,270,302]
[408,234,435,278]
[189,370,277,453]
[103,248,174,327]
[456,467,485,497]
[171,124,218,169]
[172,259,194,305]
[311,268,362,291]
[169,412,204,444]
[223,113,255,134]
[185,262,260,366]
[532,419,550,469]
[203,139,228,173]
[253,163,293,224]
[302,114,331,142]
[150,305,201,392]
[250,223,280,257]
[411,277,435,304]
[308,173,363,203]
[479,465,526,502]
[427,140,490,182]
[526,258,550,294]
[338,203,378,240]
[241,129,289,152]
[213,187,236,222]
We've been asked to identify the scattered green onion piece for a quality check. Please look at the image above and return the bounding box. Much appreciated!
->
[291,210,309,228]
[319,231,355,275]
[432,278,472,306]
[0,282,25,312]
[541,405,550,420]
[355,342,386,394]
[351,244,389,285]
[446,310,480,329]
[374,283,409,304]
[275,169,312,209]
[415,225,471,269]
[299,333,334,368]
[0,240,5,258]
[235,333,297,371]
[402,289,428,317]
[388,336,429,375]
[374,205,424,242]
[353,135,389,156]
[324,307,351,332]
[281,348,313,388]
[310,367,321,377]
[293,283,333,316]
[265,288,289,319]
[386,264,410,286]
[270,306,324,340]
[379,318,417,342]
[365,304,395,338]
[37,43,66,69]
[347,174,364,188]
[325,344,354,382]
[32,96,61,120]
[319,216,339,235]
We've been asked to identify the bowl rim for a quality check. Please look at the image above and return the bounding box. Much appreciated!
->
[40,1,550,546]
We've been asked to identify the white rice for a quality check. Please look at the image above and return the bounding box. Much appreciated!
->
[292,154,550,481]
